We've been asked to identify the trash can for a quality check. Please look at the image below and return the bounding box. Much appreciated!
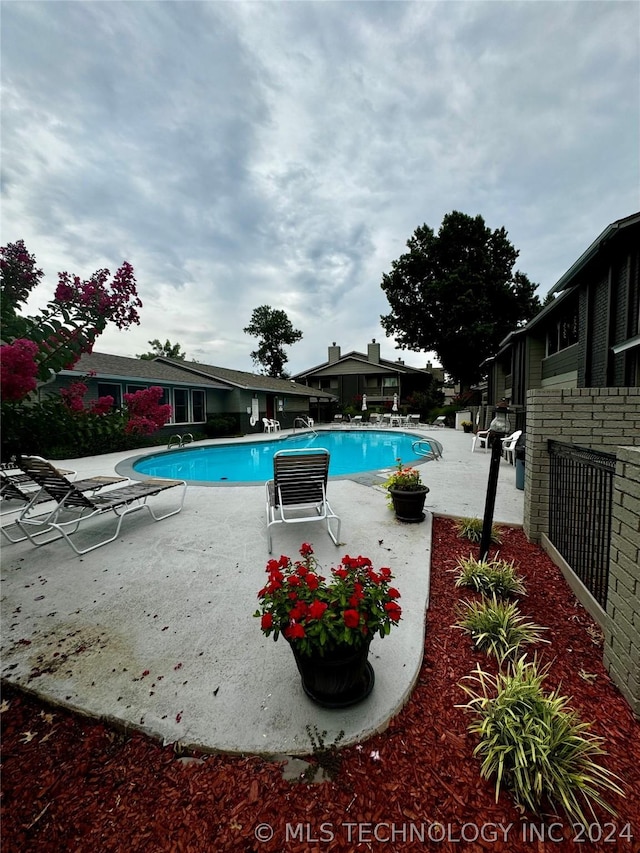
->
[515,437,525,491]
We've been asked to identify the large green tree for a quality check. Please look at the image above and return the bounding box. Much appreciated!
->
[380,211,540,388]
[243,306,303,378]
[137,339,186,360]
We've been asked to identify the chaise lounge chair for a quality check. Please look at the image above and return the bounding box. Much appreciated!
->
[265,448,341,553]
[1,463,126,544]
[15,456,187,555]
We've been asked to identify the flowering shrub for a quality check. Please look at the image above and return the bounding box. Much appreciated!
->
[255,543,402,657]
[123,386,172,435]
[382,458,424,492]
[1,239,141,402]
[0,339,40,401]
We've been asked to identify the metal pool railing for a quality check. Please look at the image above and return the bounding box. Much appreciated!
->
[548,440,616,610]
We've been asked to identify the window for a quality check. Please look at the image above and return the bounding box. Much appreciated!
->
[173,389,189,423]
[382,377,398,390]
[319,378,338,390]
[97,382,121,408]
[546,303,579,356]
[126,384,147,395]
[192,390,205,422]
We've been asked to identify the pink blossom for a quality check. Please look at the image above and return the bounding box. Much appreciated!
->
[0,339,39,401]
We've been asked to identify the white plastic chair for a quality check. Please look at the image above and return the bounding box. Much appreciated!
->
[501,430,522,464]
[263,418,275,433]
[471,430,490,453]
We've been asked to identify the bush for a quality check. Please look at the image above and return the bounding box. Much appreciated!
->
[204,414,238,438]
[459,657,624,822]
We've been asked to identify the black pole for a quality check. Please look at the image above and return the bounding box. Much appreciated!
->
[479,433,504,561]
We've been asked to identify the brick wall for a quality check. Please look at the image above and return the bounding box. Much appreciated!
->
[524,387,640,543]
[603,446,640,717]
[525,388,640,718]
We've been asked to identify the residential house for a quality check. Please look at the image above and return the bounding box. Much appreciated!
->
[44,352,335,434]
[291,339,444,412]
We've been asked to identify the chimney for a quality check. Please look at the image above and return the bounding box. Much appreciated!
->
[426,361,432,370]
[367,339,380,364]
[328,342,341,364]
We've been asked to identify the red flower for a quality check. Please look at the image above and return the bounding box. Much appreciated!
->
[289,602,308,621]
[284,622,305,640]
[261,614,273,630]
[384,602,402,622]
[343,609,360,629]
[388,587,401,599]
[299,543,313,557]
[305,573,320,591]
[307,600,328,621]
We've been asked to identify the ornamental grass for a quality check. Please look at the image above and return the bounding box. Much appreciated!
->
[454,595,549,662]
[453,554,527,598]
[458,656,625,824]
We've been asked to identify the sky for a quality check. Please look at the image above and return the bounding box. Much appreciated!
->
[2,1,638,375]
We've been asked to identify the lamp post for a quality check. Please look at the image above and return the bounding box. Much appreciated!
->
[478,403,511,561]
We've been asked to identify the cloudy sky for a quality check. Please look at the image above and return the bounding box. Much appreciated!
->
[2,1,638,374]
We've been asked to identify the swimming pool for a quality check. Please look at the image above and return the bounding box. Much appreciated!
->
[131,430,429,484]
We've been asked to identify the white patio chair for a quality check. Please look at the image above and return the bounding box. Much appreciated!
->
[265,448,341,553]
[501,430,523,465]
[471,429,490,453]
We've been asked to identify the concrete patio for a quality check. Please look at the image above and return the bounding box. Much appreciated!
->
[0,426,523,756]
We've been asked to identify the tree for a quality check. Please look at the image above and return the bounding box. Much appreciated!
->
[137,339,187,361]
[243,306,303,378]
[1,239,141,401]
[380,212,541,389]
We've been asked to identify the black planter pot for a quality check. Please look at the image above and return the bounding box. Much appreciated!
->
[389,485,429,522]
[289,640,375,708]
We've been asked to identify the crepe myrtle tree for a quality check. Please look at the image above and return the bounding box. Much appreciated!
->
[244,305,303,378]
[380,211,540,390]
[1,239,142,401]
[0,240,153,459]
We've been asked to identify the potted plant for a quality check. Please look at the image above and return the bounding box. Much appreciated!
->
[461,420,473,434]
[255,543,402,707]
[382,458,429,522]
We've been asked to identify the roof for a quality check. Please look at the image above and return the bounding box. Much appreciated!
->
[62,352,230,389]
[61,352,334,400]
[155,357,335,399]
[292,349,432,379]
[548,210,640,296]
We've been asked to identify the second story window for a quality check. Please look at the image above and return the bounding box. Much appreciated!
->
[547,303,579,356]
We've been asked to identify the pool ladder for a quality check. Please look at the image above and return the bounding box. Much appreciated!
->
[167,433,194,450]
[412,437,443,461]
[292,417,317,436]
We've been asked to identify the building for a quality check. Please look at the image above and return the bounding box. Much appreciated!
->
[44,351,335,434]
[480,210,639,430]
[291,340,444,412]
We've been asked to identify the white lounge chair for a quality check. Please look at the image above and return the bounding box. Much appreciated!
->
[16,456,187,555]
[1,463,125,544]
[430,416,446,428]
[265,448,341,553]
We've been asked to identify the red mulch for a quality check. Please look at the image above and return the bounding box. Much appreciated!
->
[2,517,639,852]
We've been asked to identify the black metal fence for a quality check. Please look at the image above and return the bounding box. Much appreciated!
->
[548,440,616,610]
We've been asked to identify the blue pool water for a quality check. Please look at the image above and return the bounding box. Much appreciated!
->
[132,430,428,484]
